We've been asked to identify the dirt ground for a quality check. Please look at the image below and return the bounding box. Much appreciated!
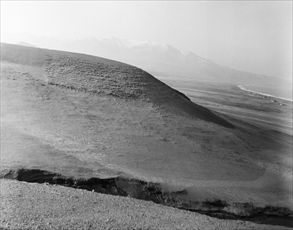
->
[1,179,290,230]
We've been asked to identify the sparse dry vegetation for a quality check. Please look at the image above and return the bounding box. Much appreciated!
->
[1,43,292,229]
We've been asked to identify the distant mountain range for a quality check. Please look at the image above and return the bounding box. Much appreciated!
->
[3,34,290,87]
[16,41,38,48]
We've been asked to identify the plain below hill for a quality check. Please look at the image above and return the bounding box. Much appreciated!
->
[1,43,292,210]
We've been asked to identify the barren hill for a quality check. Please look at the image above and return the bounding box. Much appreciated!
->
[1,43,292,211]
[8,36,291,88]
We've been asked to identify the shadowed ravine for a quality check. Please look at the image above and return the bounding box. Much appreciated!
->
[2,169,293,228]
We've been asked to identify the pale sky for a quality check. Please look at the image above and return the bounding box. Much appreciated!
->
[1,1,292,79]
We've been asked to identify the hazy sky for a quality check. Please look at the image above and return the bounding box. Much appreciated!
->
[1,1,292,79]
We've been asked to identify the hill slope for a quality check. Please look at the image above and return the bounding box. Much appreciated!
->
[1,43,292,209]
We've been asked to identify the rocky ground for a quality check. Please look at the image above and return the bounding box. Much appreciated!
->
[1,179,290,230]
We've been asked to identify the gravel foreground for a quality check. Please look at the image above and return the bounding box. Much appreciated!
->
[0,179,289,230]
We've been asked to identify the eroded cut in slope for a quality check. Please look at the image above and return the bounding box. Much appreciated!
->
[3,168,293,228]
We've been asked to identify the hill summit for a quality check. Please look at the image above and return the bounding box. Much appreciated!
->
[1,43,233,128]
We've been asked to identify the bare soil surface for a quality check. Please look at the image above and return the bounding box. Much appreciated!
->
[3,168,293,228]
[1,43,292,228]
[1,179,289,230]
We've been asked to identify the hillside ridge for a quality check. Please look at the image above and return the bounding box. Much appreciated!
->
[1,43,234,128]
